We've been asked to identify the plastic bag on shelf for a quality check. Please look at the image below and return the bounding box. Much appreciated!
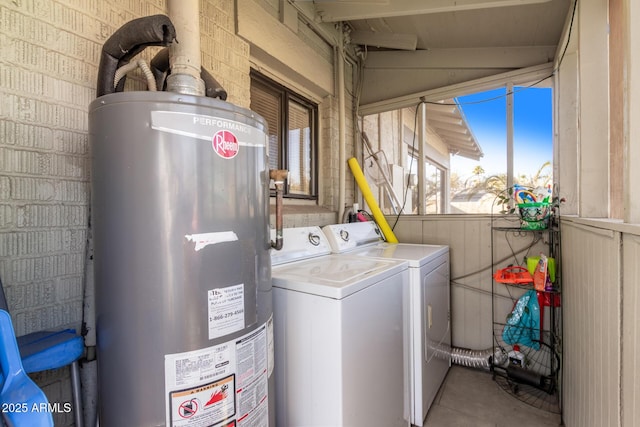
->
[502,290,541,350]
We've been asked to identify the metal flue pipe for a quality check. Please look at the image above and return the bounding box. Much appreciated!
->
[166,0,205,96]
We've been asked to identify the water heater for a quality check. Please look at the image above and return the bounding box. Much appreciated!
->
[90,91,275,426]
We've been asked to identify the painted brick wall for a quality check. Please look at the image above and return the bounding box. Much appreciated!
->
[1,0,350,424]
[0,0,251,424]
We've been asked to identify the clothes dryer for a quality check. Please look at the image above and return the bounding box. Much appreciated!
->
[271,226,410,427]
[323,222,450,426]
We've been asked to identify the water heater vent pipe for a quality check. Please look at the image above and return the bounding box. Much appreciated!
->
[167,0,205,96]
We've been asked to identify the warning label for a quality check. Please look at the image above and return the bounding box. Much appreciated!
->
[165,318,271,427]
[170,375,236,427]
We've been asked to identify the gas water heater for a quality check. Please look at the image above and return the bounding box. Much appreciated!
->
[90,13,277,427]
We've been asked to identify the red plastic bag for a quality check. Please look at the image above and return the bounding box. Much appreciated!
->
[493,266,534,285]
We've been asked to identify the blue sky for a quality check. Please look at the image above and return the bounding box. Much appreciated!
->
[452,86,553,179]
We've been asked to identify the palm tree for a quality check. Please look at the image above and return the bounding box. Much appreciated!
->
[455,160,553,213]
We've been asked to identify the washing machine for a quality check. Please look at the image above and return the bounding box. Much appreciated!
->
[271,226,410,427]
[323,221,450,426]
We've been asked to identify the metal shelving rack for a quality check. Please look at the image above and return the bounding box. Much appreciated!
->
[489,191,563,418]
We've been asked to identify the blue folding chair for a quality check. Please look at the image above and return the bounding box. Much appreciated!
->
[0,309,54,427]
[0,278,84,427]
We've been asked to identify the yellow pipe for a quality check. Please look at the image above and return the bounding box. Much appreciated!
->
[347,157,399,243]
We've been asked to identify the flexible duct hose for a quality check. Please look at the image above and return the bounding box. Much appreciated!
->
[114,59,157,91]
[150,47,228,100]
[96,15,176,97]
[429,340,508,370]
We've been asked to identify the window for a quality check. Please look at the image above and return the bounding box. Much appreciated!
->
[362,76,553,216]
[407,153,446,214]
[250,71,318,198]
[452,85,553,213]
[425,160,445,214]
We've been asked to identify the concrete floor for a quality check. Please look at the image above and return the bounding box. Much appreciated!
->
[423,365,563,427]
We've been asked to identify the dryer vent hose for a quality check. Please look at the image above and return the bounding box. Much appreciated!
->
[430,341,507,370]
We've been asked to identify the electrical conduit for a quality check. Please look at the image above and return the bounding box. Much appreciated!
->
[114,59,157,91]
[337,28,346,222]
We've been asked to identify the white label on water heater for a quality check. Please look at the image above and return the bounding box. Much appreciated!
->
[185,232,238,251]
[165,321,270,427]
[208,284,245,340]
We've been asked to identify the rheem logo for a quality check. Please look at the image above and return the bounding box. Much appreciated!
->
[212,130,239,159]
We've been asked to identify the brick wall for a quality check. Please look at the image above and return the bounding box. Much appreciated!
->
[1,1,352,424]
[0,0,251,424]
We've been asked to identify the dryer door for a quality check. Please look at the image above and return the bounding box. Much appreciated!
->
[423,259,451,350]
[419,256,451,421]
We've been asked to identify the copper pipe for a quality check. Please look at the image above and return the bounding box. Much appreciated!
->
[269,169,288,250]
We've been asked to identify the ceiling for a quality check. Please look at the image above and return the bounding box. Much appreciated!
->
[296,0,572,111]
[293,0,573,159]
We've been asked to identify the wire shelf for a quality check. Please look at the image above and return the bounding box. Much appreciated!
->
[491,323,562,414]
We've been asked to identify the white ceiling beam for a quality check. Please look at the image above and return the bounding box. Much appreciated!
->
[442,142,482,159]
[425,103,457,114]
[435,129,474,141]
[349,30,417,50]
[306,0,553,22]
[431,122,470,134]
[446,140,477,149]
[429,116,464,126]
[365,47,556,70]
[358,62,554,115]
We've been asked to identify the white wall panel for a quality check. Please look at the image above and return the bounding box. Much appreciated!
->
[622,234,640,427]
[561,220,621,427]
[417,215,546,350]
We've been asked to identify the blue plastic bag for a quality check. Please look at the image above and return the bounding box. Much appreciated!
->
[502,290,541,350]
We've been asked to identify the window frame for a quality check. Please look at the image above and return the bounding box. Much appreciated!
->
[407,150,447,214]
[250,70,318,200]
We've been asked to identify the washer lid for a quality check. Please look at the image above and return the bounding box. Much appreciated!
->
[350,243,449,267]
[272,255,407,299]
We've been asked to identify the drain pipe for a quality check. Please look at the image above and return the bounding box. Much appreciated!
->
[270,169,289,250]
[166,0,205,96]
